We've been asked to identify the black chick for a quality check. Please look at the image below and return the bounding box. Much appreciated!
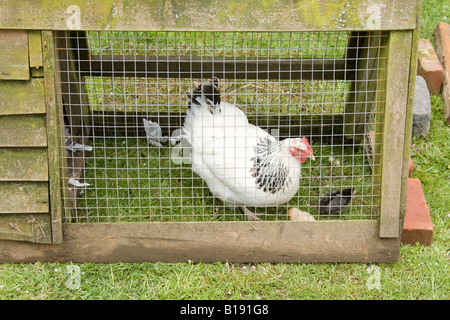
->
[318,188,356,214]
[186,77,221,108]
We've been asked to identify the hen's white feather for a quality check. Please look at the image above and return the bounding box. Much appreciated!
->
[183,94,302,208]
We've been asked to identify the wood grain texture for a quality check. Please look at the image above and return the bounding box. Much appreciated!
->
[0,30,29,80]
[0,213,51,243]
[28,30,43,68]
[0,115,47,147]
[42,31,64,244]
[0,220,400,263]
[379,31,413,238]
[0,0,417,32]
[399,0,421,228]
[0,148,48,181]
[0,79,46,115]
[0,182,49,214]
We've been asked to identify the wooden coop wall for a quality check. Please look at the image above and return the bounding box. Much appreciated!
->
[0,0,421,263]
[0,30,57,243]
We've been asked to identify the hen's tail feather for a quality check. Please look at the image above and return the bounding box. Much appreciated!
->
[186,77,221,109]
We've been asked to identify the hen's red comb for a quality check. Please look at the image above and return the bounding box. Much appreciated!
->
[301,136,309,145]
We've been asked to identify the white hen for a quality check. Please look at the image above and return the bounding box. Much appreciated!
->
[183,78,315,220]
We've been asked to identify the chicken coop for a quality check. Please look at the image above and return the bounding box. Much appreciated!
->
[0,0,421,263]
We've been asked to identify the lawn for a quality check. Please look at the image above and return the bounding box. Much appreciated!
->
[0,0,449,300]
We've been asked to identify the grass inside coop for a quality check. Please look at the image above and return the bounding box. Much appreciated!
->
[66,30,380,223]
[71,135,379,223]
[87,31,349,59]
[85,77,349,115]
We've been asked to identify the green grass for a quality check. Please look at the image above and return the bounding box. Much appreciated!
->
[419,0,450,41]
[2,96,447,300]
[87,31,349,59]
[85,76,349,114]
[74,136,378,222]
[1,0,449,301]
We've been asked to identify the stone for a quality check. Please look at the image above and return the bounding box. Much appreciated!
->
[412,76,431,138]
[434,22,450,125]
[401,178,434,246]
[288,208,315,221]
[417,38,444,94]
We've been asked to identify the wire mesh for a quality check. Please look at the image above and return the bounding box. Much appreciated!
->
[55,30,388,223]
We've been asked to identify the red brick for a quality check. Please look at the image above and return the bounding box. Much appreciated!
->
[434,22,450,124]
[408,157,414,177]
[417,38,444,94]
[401,178,434,246]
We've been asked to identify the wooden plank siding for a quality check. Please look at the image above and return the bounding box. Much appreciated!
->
[0,0,416,32]
[0,79,46,115]
[0,30,30,80]
[0,115,47,147]
[0,213,51,243]
[0,31,53,243]
[0,182,49,214]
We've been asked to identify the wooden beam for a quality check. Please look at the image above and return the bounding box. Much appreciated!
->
[42,31,64,244]
[28,30,43,68]
[77,55,354,81]
[0,0,417,32]
[89,110,348,143]
[400,0,422,228]
[54,31,91,145]
[0,220,400,263]
[379,31,413,238]
[344,31,389,140]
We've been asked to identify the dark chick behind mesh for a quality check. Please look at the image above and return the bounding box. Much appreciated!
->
[186,77,221,108]
[318,188,356,214]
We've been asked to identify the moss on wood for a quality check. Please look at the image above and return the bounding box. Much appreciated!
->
[0,79,46,115]
[0,30,29,80]
[0,0,417,32]
[0,115,47,147]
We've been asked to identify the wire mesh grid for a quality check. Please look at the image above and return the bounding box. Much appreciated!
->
[55,30,388,223]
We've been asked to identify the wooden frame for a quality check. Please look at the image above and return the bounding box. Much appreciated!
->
[0,0,421,263]
[0,221,400,263]
[0,0,417,32]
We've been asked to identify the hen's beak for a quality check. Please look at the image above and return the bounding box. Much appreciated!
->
[299,149,315,161]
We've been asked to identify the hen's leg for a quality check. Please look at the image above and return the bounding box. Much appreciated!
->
[241,207,260,221]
